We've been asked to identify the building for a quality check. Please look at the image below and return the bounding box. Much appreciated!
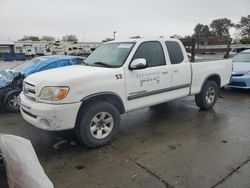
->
[0,41,15,58]
[0,40,102,60]
[14,41,48,56]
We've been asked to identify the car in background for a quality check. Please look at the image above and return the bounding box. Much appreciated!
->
[228,47,250,58]
[227,49,250,89]
[186,52,203,61]
[0,55,84,112]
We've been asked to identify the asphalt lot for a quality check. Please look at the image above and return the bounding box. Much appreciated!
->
[0,88,250,188]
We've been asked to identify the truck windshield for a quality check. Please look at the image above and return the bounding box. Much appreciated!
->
[85,42,135,67]
[233,52,250,63]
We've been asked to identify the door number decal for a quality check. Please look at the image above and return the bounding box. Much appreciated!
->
[116,74,122,80]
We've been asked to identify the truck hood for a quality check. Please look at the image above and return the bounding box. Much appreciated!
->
[232,62,250,75]
[0,70,21,88]
[24,65,116,86]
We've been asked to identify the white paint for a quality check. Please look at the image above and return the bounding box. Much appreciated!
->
[20,38,232,131]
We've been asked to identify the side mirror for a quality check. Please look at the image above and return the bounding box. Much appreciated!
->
[129,58,147,70]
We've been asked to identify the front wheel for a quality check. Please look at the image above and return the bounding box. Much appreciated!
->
[75,102,121,148]
[195,80,219,110]
[5,91,21,112]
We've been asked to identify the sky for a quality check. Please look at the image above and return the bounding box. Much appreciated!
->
[0,0,249,42]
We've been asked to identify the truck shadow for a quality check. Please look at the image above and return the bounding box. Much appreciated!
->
[223,87,250,95]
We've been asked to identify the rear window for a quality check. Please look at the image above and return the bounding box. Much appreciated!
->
[165,41,184,64]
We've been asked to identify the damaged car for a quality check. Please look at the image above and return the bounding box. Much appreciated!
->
[0,55,84,112]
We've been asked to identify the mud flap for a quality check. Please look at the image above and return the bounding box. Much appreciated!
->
[218,88,223,98]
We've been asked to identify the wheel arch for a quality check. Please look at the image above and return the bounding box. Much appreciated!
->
[75,92,125,128]
[81,92,125,113]
[199,74,221,93]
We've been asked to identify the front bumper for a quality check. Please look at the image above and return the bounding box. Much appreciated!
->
[20,92,81,131]
[227,75,250,89]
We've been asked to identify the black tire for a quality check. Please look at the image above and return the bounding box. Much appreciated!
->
[5,91,21,112]
[75,101,121,148]
[195,80,219,110]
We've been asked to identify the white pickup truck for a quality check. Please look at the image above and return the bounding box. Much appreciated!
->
[20,38,232,147]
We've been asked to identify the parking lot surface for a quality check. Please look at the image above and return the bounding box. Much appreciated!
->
[0,88,250,188]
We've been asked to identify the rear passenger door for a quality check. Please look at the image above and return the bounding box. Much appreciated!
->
[165,41,191,98]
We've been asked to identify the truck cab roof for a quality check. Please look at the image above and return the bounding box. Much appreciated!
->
[106,38,180,43]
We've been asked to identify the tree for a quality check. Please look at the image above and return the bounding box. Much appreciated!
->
[240,36,250,44]
[202,25,211,37]
[193,23,203,37]
[236,15,250,37]
[41,36,55,41]
[102,38,114,42]
[210,18,234,38]
[62,35,78,42]
[19,35,40,41]
[193,24,212,38]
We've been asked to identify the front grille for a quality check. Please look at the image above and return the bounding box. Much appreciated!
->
[23,81,36,100]
[22,108,37,118]
[28,89,35,94]
[24,82,35,87]
[229,81,246,87]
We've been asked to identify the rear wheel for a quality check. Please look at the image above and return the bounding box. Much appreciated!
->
[75,101,121,148]
[5,91,21,112]
[195,80,219,110]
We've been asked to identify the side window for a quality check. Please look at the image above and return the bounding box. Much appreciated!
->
[132,41,166,67]
[165,41,184,64]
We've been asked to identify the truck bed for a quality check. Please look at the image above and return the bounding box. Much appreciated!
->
[190,59,232,95]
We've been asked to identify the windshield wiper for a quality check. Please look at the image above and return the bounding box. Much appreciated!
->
[93,62,113,68]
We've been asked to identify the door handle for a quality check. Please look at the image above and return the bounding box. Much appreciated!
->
[173,70,179,73]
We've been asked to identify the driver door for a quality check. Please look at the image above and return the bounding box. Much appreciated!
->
[125,41,172,111]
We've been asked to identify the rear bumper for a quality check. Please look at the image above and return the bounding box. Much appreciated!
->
[227,75,250,89]
[20,92,81,131]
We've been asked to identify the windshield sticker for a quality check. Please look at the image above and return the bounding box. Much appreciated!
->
[118,44,133,49]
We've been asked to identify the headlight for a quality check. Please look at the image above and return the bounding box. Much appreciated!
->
[39,86,69,101]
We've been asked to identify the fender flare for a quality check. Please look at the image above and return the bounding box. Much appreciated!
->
[199,74,221,93]
[80,92,126,114]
